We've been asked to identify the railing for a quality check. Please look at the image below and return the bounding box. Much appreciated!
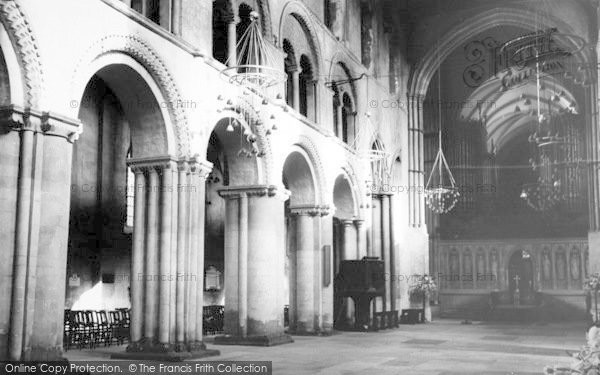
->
[64,309,130,350]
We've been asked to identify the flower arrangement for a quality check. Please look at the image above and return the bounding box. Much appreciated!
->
[544,326,600,375]
[585,273,600,292]
[409,274,438,300]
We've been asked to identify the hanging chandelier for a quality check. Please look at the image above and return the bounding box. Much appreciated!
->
[424,65,460,214]
[353,112,393,190]
[500,28,576,211]
[218,11,286,159]
[520,153,563,211]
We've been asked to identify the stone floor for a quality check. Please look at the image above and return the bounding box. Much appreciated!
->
[65,319,587,374]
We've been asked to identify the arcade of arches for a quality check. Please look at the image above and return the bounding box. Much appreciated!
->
[0,0,600,363]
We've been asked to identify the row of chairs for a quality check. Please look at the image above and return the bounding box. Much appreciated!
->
[64,309,130,350]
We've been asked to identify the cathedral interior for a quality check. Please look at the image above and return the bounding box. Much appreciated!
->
[0,0,599,371]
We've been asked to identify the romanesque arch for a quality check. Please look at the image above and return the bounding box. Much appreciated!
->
[70,35,191,157]
[0,0,43,108]
[278,0,323,79]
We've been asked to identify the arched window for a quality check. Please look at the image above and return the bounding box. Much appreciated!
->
[299,55,313,118]
[212,0,230,64]
[283,39,296,107]
[342,92,353,144]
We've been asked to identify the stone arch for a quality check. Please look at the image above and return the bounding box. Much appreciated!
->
[332,164,361,220]
[70,35,190,157]
[282,146,317,207]
[206,95,274,185]
[0,0,43,108]
[409,7,593,98]
[278,0,323,80]
[290,135,328,207]
[328,58,357,108]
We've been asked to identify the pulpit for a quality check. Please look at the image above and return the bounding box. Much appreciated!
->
[335,258,385,330]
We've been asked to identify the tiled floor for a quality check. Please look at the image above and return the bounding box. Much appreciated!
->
[65,319,587,374]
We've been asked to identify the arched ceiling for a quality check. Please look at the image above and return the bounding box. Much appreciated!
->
[459,67,579,151]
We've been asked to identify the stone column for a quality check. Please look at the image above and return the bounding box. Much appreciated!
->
[175,161,189,347]
[588,23,600,273]
[371,197,382,259]
[216,186,293,346]
[227,16,237,66]
[551,250,557,290]
[341,220,355,325]
[389,196,398,313]
[121,157,218,359]
[290,206,319,333]
[355,219,365,259]
[238,192,249,337]
[130,167,146,344]
[336,104,343,141]
[2,108,81,361]
[193,161,212,345]
[171,0,182,35]
[381,194,391,312]
[158,161,175,347]
[144,167,160,342]
[319,206,335,333]
[292,70,301,112]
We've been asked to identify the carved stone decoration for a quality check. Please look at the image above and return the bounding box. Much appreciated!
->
[585,247,589,278]
[449,249,459,283]
[72,35,190,157]
[570,248,581,280]
[0,0,44,108]
[476,249,485,277]
[542,250,552,281]
[490,250,499,282]
[556,251,566,281]
[463,248,473,276]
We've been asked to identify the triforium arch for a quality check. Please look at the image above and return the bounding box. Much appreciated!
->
[70,34,191,157]
[329,59,358,143]
[278,0,323,80]
[406,6,596,229]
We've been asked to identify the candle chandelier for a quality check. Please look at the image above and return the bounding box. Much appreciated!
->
[500,28,584,211]
[424,65,460,214]
[218,11,286,158]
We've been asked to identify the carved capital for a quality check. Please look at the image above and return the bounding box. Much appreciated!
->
[354,219,365,228]
[289,205,322,217]
[341,219,355,227]
[127,155,178,173]
[218,185,290,201]
[1,106,82,143]
[189,157,213,179]
[41,111,83,143]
